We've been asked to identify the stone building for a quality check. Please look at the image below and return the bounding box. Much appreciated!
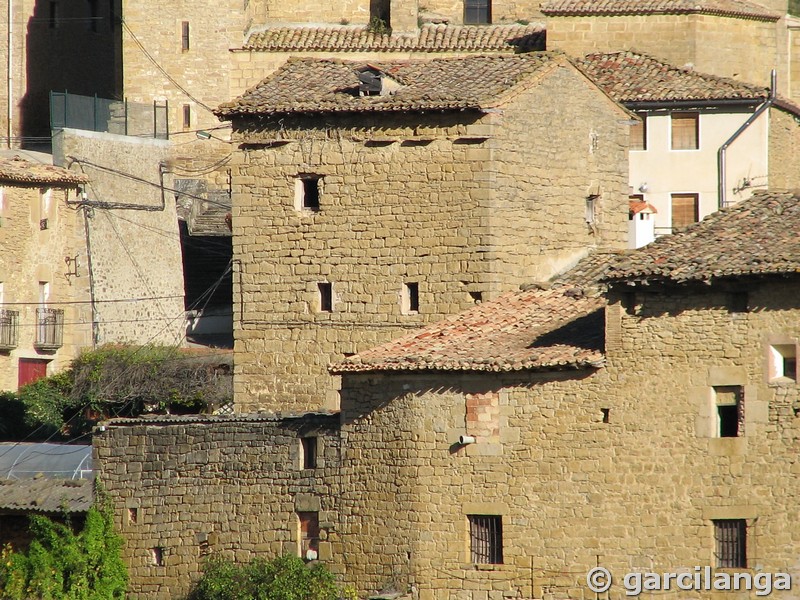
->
[0,155,90,390]
[0,0,120,147]
[542,0,800,98]
[576,50,800,238]
[95,189,800,599]
[215,52,632,412]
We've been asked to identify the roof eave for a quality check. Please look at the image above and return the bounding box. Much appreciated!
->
[623,97,764,110]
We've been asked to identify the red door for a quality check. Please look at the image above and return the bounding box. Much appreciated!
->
[18,358,49,388]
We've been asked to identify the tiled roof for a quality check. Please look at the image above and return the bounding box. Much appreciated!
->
[215,53,562,117]
[330,253,619,374]
[0,478,93,514]
[630,199,657,215]
[0,156,88,186]
[242,23,545,53]
[576,51,768,104]
[605,190,800,284]
[541,0,781,20]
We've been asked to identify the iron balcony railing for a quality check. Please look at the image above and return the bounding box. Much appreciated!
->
[35,308,64,351]
[0,309,19,351]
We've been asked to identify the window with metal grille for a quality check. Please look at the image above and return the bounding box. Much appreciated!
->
[630,113,647,151]
[714,519,746,568]
[671,112,699,150]
[464,0,491,24]
[182,104,191,129]
[468,515,503,564]
[181,21,190,51]
[671,193,699,229]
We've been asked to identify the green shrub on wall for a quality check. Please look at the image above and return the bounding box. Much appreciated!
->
[0,501,127,599]
[187,554,355,600]
[0,344,232,440]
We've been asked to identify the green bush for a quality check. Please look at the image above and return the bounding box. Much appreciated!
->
[0,344,232,440]
[0,501,127,599]
[188,554,348,600]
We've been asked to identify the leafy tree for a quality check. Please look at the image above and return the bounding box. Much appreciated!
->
[0,502,127,599]
[187,554,351,600]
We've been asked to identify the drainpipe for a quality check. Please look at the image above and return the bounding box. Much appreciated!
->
[7,0,12,148]
[717,70,776,210]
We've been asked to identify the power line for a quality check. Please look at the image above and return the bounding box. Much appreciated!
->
[120,18,215,113]
[0,294,185,307]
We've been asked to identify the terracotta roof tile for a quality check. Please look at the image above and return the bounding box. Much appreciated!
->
[576,51,768,103]
[0,156,88,186]
[330,253,619,374]
[605,190,800,283]
[541,0,781,20]
[242,23,545,53]
[0,478,93,514]
[216,53,563,117]
[630,199,657,215]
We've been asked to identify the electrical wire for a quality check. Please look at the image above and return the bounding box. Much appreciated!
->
[120,18,215,113]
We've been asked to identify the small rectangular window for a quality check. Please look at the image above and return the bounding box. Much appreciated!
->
[403,282,419,314]
[585,195,598,224]
[49,1,58,28]
[630,113,647,151]
[714,519,746,568]
[728,292,748,313]
[714,386,743,438]
[88,0,99,31]
[318,282,333,313]
[468,515,503,564]
[301,437,317,469]
[298,512,320,560]
[296,176,321,211]
[181,21,190,51]
[671,193,699,229]
[182,104,191,129]
[672,112,699,150]
[151,547,165,566]
[769,344,797,382]
[464,0,491,23]
[128,507,138,524]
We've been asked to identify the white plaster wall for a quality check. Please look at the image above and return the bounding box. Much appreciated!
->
[629,108,769,235]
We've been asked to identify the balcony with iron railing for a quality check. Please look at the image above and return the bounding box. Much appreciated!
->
[0,310,19,351]
[34,308,64,351]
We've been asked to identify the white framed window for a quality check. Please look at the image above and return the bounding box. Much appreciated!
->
[769,343,797,382]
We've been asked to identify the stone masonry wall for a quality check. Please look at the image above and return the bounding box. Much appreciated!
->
[338,278,800,599]
[547,14,778,88]
[94,413,341,599]
[769,106,800,190]
[53,129,186,345]
[244,0,544,27]
[231,61,629,413]
[120,0,244,135]
[0,182,90,390]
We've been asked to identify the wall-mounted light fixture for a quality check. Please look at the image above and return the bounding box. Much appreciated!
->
[65,255,80,280]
